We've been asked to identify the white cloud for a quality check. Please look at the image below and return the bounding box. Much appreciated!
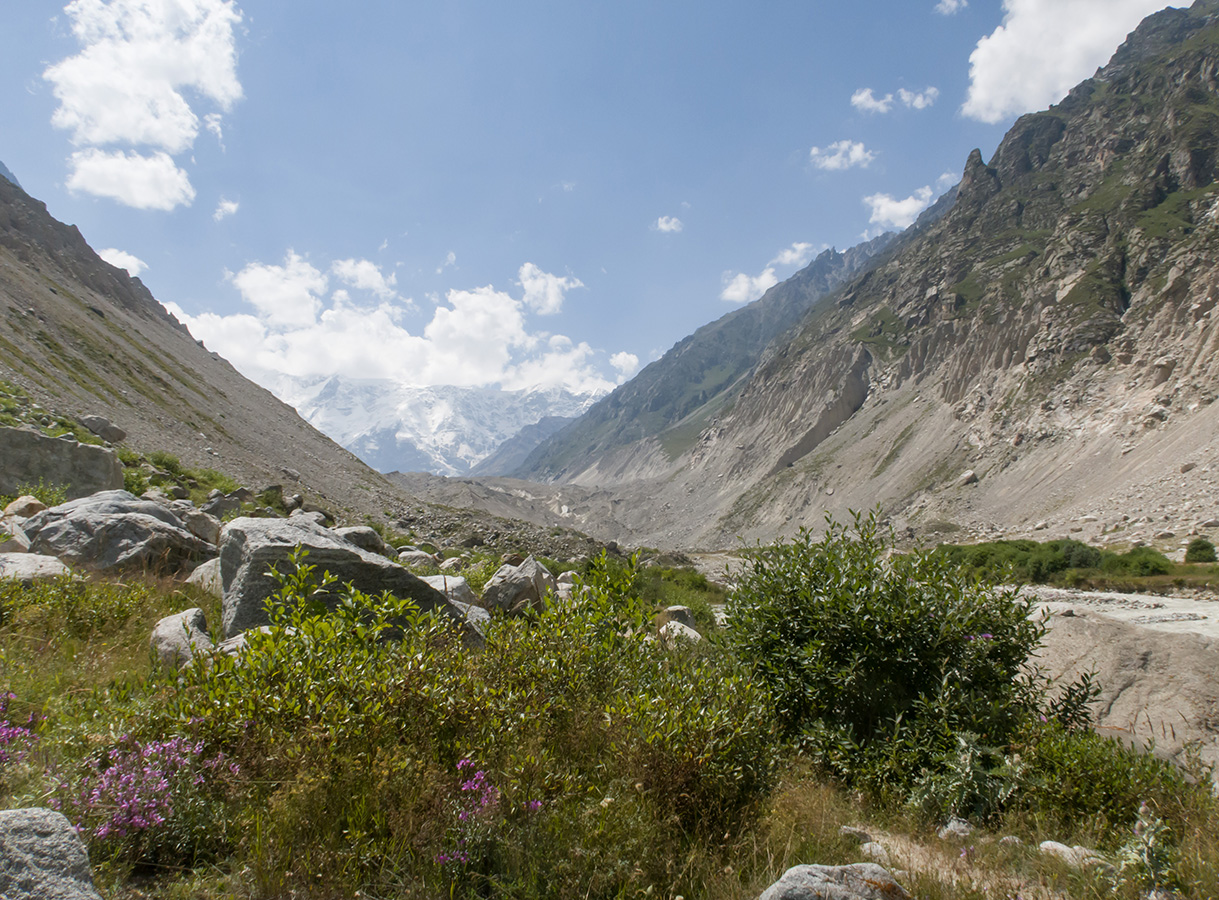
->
[436,250,456,274]
[720,268,779,304]
[810,140,875,171]
[213,197,239,221]
[770,242,816,268]
[97,247,148,276]
[332,258,398,300]
[66,148,196,210]
[610,351,640,380]
[228,251,327,329]
[937,170,959,190]
[519,262,583,315]
[936,0,968,14]
[898,87,940,109]
[44,0,243,207]
[850,88,894,114]
[653,215,684,233]
[864,186,935,229]
[962,0,1184,124]
[172,258,622,395]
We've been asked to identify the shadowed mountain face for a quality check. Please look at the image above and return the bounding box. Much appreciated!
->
[410,0,1219,550]
[0,174,407,521]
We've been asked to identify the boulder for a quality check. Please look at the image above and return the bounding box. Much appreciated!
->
[663,605,695,628]
[0,523,31,553]
[480,556,556,614]
[398,549,439,568]
[420,574,479,606]
[333,525,395,558]
[0,553,71,584]
[150,607,214,669]
[438,555,466,572]
[78,414,126,444]
[0,426,124,500]
[289,509,329,527]
[0,807,103,900]
[170,502,222,545]
[937,817,973,840]
[217,517,471,639]
[186,558,223,598]
[200,490,248,519]
[659,620,702,646]
[21,491,215,575]
[757,863,909,900]
[3,496,46,518]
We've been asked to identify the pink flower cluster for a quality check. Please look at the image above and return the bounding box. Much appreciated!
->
[0,693,36,766]
[456,758,500,822]
[52,734,231,842]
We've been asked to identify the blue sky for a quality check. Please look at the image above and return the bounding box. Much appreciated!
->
[0,0,1185,398]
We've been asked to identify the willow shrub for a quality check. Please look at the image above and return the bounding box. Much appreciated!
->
[147,549,778,897]
[726,512,1047,800]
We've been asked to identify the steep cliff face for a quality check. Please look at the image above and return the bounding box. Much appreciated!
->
[437,0,1219,549]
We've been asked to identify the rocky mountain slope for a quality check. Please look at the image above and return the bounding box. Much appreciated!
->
[278,376,600,476]
[411,0,1219,551]
[510,232,902,481]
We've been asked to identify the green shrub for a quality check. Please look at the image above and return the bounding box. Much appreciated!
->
[1185,537,1217,564]
[147,450,184,476]
[1101,545,1173,576]
[12,478,68,508]
[727,512,1046,800]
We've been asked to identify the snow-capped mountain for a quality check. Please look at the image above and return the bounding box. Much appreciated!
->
[276,376,603,476]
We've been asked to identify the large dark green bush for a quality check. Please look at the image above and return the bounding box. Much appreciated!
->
[727,513,1045,795]
[1185,537,1217,564]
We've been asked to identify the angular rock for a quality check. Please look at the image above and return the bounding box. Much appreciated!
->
[186,558,223,598]
[78,414,126,444]
[859,843,890,867]
[438,555,466,572]
[0,807,103,900]
[0,553,71,584]
[22,491,215,575]
[289,509,329,527]
[480,555,556,614]
[334,525,395,558]
[421,574,479,606]
[200,491,247,519]
[663,605,696,628]
[757,863,909,900]
[937,817,974,840]
[169,501,222,545]
[0,523,31,553]
[839,826,873,845]
[151,607,214,669]
[3,496,46,518]
[0,426,124,500]
[398,549,439,568]
[217,516,471,639]
[659,620,702,645]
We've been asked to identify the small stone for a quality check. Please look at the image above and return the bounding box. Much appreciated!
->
[839,826,872,844]
[938,817,973,840]
[3,496,46,518]
[957,470,979,486]
[859,842,890,866]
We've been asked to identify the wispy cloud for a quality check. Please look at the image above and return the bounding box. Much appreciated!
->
[213,197,239,221]
[720,269,778,304]
[850,88,893,114]
[332,258,398,300]
[436,250,456,274]
[898,87,940,109]
[653,215,684,233]
[770,242,816,267]
[44,0,244,211]
[810,140,875,171]
[962,0,1176,124]
[935,0,968,14]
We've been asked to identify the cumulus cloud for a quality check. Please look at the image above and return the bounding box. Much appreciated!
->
[936,0,968,14]
[43,0,243,208]
[332,258,398,300]
[97,247,148,276]
[171,257,623,395]
[850,88,894,114]
[810,140,875,171]
[610,351,640,380]
[898,87,940,109]
[213,197,239,221]
[720,268,779,304]
[653,215,684,233]
[770,242,816,267]
[962,0,1183,124]
[519,262,583,315]
[864,186,935,229]
[66,149,196,209]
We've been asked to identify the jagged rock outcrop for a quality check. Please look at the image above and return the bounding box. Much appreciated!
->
[0,426,123,499]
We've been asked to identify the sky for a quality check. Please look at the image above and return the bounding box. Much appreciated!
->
[0,0,1189,401]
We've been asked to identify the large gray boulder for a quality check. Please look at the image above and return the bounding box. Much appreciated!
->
[420,574,479,606]
[186,557,223,597]
[21,491,215,575]
[0,807,103,900]
[217,517,472,639]
[0,553,71,584]
[150,607,214,669]
[757,863,909,900]
[333,525,395,558]
[77,415,125,444]
[0,426,123,500]
[480,556,557,614]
